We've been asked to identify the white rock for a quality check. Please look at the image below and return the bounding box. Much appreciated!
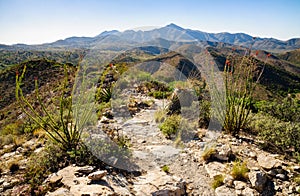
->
[88,170,107,181]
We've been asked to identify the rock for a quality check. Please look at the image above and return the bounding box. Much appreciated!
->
[276,173,288,181]
[242,187,259,196]
[215,185,235,196]
[292,165,300,172]
[47,174,63,187]
[246,159,260,171]
[234,180,247,190]
[88,170,107,181]
[248,171,267,192]
[75,166,95,176]
[249,152,257,159]
[0,178,5,185]
[46,187,73,196]
[223,175,234,187]
[257,154,281,170]
[205,162,226,178]
[132,170,185,196]
[70,184,116,196]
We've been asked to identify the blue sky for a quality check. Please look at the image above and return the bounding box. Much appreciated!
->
[0,0,299,45]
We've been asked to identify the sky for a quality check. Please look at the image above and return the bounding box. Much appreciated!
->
[0,0,299,45]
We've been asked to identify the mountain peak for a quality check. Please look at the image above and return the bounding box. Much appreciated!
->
[165,23,184,30]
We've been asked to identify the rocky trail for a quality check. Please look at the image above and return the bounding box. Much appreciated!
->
[1,94,300,195]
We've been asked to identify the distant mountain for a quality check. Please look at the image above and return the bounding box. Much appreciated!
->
[1,23,299,52]
[278,49,300,66]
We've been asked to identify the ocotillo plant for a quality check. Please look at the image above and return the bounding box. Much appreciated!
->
[221,39,268,136]
[16,63,94,152]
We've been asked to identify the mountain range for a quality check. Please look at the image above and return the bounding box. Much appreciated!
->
[1,23,300,52]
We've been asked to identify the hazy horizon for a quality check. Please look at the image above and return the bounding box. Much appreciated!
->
[1,0,300,45]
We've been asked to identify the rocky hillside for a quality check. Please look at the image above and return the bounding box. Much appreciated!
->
[0,39,300,195]
[1,91,300,195]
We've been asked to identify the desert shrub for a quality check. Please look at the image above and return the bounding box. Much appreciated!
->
[0,134,14,147]
[148,91,172,99]
[154,108,168,123]
[255,96,300,123]
[26,142,65,188]
[231,161,249,181]
[201,146,216,163]
[212,174,224,189]
[294,174,300,185]
[161,165,170,173]
[1,121,24,136]
[159,114,181,138]
[250,113,300,157]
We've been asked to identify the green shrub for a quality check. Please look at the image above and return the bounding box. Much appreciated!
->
[231,161,249,181]
[0,134,14,147]
[255,96,300,123]
[212,174,224,189]
[159,114,181,138]
[1,121,24,136]
[250,113,300,156]
[26,142,64,188]
[161,165,170,173]
[148,91,172,99]
[201,146,216,163]
[294,174,300,185]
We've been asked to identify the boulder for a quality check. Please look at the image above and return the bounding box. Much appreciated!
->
[257,154,281,170]
[132,170,185,196]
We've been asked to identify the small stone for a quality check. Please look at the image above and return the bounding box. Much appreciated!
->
[249,152,257,159]
[276,173,288,181]
[137,139,146,144]
[0,178,5,185]
[49,175,63,186]
[234,181,247,190]
[88,170,107,181]
[223,175,234,187]
[267,169,277,176]
[292,165,300,172]
[242,187,259,196]
[248,171,267,193]
[215,185,235,196]
[75,166,95,177]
